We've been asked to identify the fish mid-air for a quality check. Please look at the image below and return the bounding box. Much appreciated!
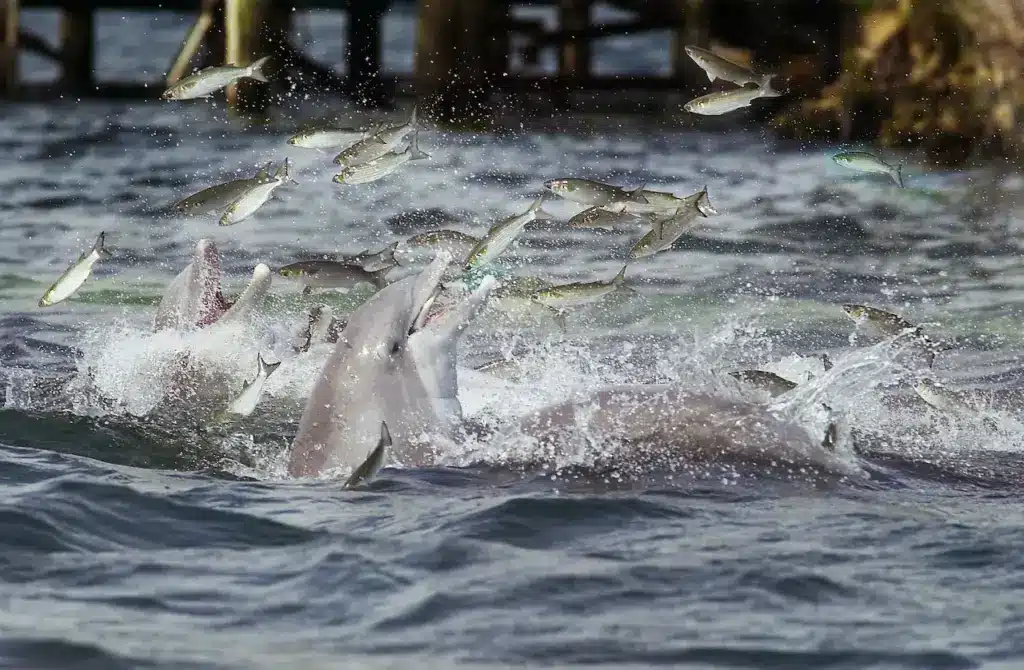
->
[684,85,778,116]
[344,241,401,274]
[286,121,384,150]
[219,159,296,227]
[530,265,631,311]
[396,230,480,265]
[463,194,553,269]
[832,151,904,188]
[38,231,112,307]
[628,187,716,259]
[170,162,275,217]
[543,178,649,208]
[277,260,391,295]
[683,45,781,93]
[332,106,418,167]
[161,55,271,100]
[332,131,430,185]
[224,353,282,417]
[841,303,939,367]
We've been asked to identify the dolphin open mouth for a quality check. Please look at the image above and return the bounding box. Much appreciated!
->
[406,252,452,336]
[194,239,232,328]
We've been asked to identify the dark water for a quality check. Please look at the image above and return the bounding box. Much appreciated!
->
[4,5,1024,670]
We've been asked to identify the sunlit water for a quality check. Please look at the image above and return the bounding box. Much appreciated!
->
[3,6,1024,670]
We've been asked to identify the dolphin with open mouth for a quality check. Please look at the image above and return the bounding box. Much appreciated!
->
[154,238,271,332]
[287,252,497,478]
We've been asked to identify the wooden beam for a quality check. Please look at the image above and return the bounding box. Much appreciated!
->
[166,0,217,85]
[2,0,20,95]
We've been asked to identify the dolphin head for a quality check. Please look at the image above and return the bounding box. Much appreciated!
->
[288,251,497,478]
[154,239,231,331]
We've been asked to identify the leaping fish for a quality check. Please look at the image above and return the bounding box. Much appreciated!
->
[683,45,781,94]
[38,232,113,307]
[832,151,904,188]
[170,162,274,216]
[219,159,296,227]
[530,265,631,311]
[343,422,391,489]
[162,56,271,100]
[463,194,553,269]
[225,353,282,417]
[332,131,430,185]
[841,303,940,367]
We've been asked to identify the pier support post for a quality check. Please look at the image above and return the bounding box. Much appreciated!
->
[346,3,383,107]
[671,0,705,89]
[225,0,289,116]
[60,7,94,95]
[1,0,18,95]
[415,0,494,127]
[558,0,591,84]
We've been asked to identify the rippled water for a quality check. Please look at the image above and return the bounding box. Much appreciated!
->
[5,6,1024,670]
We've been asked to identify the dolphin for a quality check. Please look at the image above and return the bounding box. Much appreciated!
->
[498,385,860,478]
[154,239,271,331]
[287,252,497,478]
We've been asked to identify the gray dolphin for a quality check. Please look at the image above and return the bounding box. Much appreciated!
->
[501,385,859,477]
[154,238,271,331]
[288,252,497,478]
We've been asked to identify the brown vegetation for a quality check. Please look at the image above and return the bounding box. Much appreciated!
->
[774,0,1024,165]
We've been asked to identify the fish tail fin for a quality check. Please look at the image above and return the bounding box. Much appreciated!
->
[258,352,282,378]
[273,157,298,184]
[248,55,271,83]
[93,231,113,258]
[822,353,833,371]
[612,264,628,286]
[410,131,431,160]
[255,161,273,180]
[629,184,649,204]
[379,241,400,266]
[379,421,392,448]
[529,193,554,221]
[370,267,392,289]
[408,104,418,129]
[759,74,782,98]
[895,162,905,188]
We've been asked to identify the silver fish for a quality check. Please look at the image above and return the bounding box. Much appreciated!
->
[219,159,295,227]
[398,230,480,264]
[225,353,281,417]
[464,194,553,269]
[332,106,418,167]
[286,121,384,150]
[841,303,938,367]
[277,260,390,294]
[332,131,430,185]
[914,379,980,417]
[543,178,649,207]
[628,187,715,259]
[161,56,271,100]
[171,162,273,216]
[684,45,780,93]
[345,241,400,273]
[684,85,774,115]
[728,369,798,397]
[39,232,112,307]
[568,206,642,230]
[531,265,629,310]
[832,151,904,188]
[343,421,391,489]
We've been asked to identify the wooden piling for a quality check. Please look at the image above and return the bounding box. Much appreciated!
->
[223,0,290,116]
[346,2,383,106]
[59,7,94,94]
[167,0,218,86]
[415,0,494,127]
[558,0,591,84]
[1,0,18,95]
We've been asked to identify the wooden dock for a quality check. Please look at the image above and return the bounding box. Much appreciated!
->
[0,0,842,122]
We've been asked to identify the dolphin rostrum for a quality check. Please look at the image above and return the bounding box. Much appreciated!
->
[154,239,271,331]
[287,252,497,478]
